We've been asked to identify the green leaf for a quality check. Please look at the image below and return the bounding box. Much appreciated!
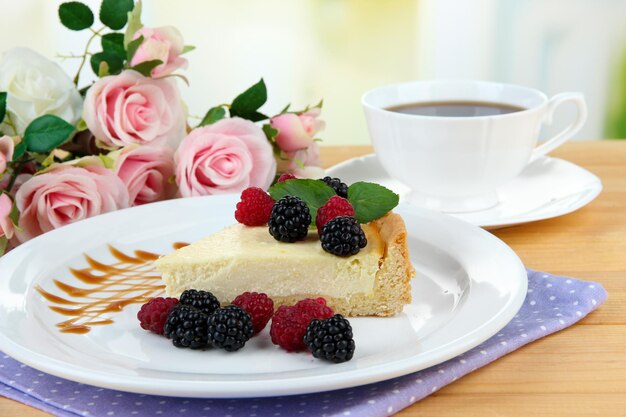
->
[8,197,19,225]
[0,236,7,257]
[268,179,335,222]
[279,103,291,114]
[126,35,143,62]
[347,182,399,223]
[198,107,226,127]
[101,32,126,59]
[100,0,134,30]
[123,0,143,48]
[262,123,279,142]
[98,154,115,169]
[58,2,94,31]
[23,115,76,153]
[90,51,124,76]
[230,79,268,121]
[12,142,26,161]
[0,92,6,124]
[181,45,195,55]
[130,59,162,76]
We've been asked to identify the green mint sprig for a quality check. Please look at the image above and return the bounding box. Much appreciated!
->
[268,179,399,224]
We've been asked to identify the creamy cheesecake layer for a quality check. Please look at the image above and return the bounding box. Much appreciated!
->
[155,223,384,302]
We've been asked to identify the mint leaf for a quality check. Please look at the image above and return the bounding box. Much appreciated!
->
[268,179,335,222]
[101,32,126,59]
[24,115,76,153]
[131,59,162,76]
[100,0,134,30]
[58,2,94,31]
[0,92,6,124]
[348,182,399,223]
[90,51,123,76]
[126,35,143,62]
[230,79,268,121]
[198,106,226,127]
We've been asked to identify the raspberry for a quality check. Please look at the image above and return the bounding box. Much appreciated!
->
[137,297,179,335]
[270,298,334,351]
[232,292,275,334]
[321,176,349,198]
[179,289,220,315]
[163,305,209,349]
[207,306,254,351]
[268,196,311,242]
[315,196,355,234]
[320,216,367,256]
[277,173,297,183]
[304,314,355,363]
[235,187,275,226]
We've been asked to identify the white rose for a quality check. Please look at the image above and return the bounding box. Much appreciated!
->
[0,48,82,135]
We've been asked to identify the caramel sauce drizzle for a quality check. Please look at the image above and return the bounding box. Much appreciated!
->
[36,242,189,334]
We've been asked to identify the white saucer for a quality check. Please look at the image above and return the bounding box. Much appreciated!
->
[327,154,602,229]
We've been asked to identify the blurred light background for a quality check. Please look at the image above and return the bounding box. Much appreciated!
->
[1,0,625,145]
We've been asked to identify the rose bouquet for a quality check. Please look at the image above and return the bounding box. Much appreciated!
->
[0,0,325,255]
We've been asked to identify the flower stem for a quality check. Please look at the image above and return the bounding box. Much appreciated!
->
[73,26,105,86]
[5,155,28,193]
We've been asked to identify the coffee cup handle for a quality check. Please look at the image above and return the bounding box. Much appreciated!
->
[530,92,587,162]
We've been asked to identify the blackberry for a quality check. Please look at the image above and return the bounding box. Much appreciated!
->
[304,314,355,363]
[321,176,349,198]
[320,216,367,256]
[207,305,254,352]
[268,196,311,242]
[163,305,209,349]
[179,289,220,315]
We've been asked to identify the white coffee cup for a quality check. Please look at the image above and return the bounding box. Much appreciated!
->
[362,80,587,212]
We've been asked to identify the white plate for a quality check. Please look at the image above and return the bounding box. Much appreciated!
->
[327,154,602,229]
[0,195,527,398]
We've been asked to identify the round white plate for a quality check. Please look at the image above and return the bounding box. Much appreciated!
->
[327,154,602,229]
[0,195,527,398]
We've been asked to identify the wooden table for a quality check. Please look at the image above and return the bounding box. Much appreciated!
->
[2,141,625,416]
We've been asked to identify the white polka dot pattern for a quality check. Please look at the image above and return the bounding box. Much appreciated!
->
[0,270,607,417]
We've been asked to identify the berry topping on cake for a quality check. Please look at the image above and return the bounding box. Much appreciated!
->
[179,289,221,315]
[320,216,367,256]
[207,306,254,351]
[270,298,334,351]
[232,292,275,334]
[277,173,297,183]
[321,176,349,198]
[137,297,179,335]
[235,187,276,226]
[304,314,355,363]
[268,195,312,242]
[163,305,209,349]
[316,196,355,234]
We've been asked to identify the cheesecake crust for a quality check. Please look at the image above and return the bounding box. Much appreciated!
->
[269,212,415,316]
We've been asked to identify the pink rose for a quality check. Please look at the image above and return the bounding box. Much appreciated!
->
[286,142,325,178]
[175,117,276,197]
[0,193,15,240]
[130,26,188,77]
[83,70,185,148]
[270,108,325,152]
[114,145,176,206]
[0,135,14,174]
[15,165,129,242]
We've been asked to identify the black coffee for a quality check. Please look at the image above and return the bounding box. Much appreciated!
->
[386,101,525,117]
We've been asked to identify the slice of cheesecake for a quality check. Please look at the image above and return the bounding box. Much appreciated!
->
[155,213,414,316]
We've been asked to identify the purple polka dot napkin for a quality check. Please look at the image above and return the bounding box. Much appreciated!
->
[0,270,607,417]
